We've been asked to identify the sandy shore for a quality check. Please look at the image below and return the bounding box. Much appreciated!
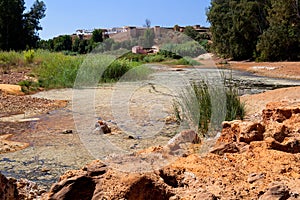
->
[219,61,300,80]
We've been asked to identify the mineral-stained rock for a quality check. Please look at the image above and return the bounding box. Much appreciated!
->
[214,103,300,154]
[259,182,291,200]
[263,123,288,143]
[210,142,240,155]
[216,121,265,145]
[94,120,111,134]
[0,173,18,200]
[264,137,300,153]
[262,102,300,123]
[167,130,201,150]
[247,173,265,184]
[0,134,30,154]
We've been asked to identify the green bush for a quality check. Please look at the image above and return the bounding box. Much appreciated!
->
[166,57,201,66]
[18,79,41,94]
[101,59,132,82]
[23,49,35,63]
[34,52,84,88]
[162,41,205,58]
[0,51,23,71]
[119,52,146,62]
[143,54,166,63]
[101,59,151,82]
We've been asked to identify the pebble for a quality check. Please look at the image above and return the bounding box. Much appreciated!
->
[62,130,73,134]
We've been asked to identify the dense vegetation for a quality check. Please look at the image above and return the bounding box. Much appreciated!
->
[0,49,201,91]
[207,0,300,61]
[0,0,46,50]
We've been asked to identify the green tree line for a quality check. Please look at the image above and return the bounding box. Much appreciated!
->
[0,0,46,50]
[207,0,300,61]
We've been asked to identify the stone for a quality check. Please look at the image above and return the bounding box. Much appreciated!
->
[0,84,24,95]
[62,129,73,134]
[210,142,240,155]
[263,123,288,143]
[168,130,200,147]
[0,173,18,200]
[259,182,290,200]
[216,121,265,145]
[265,137,300,153]
[239,122,265,143]
[96,120,111,134]
[0,134,30,153]
[247,173,265,184]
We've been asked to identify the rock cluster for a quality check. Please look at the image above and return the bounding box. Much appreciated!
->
[212,102,300,155]
[0,173,45,200]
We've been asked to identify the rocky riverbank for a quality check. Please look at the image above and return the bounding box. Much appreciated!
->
[38,102,300,200]
[1,63,300,199]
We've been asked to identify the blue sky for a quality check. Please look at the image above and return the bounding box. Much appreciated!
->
[25,0,211,39]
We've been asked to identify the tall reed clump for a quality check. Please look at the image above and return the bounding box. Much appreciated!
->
[34,51,84,88]
[174,79,245,138]
[0,51,23,72]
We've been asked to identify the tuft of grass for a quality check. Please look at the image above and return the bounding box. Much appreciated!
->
[174,78,245,138]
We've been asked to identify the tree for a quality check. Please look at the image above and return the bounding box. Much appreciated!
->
[72,38,80,53]
[38,39,53,50]
[141,29,155,48]
[23,0,46,48]
[207,0,269,60]
[0,0,25,50]
[257,0,300,61]
[92,29,103,43]
[0,0,46,50]
[53,35,72,52]
[184,26,200,41]
[174,24,180,32]
[144,19,151,28]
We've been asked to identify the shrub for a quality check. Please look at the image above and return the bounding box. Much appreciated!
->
[101,59,152,82]
[143,54,166,63]
[34,52,83,88]
[23,49,35,63]
[166,57,201,66]
[0,51,23,71]
[18,80,40,94]
[101,59,132,82]
[162,41,206,58]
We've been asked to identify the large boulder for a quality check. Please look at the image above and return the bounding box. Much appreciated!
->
[0,84,23,96]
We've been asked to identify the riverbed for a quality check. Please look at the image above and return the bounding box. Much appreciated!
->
[1,66,300,189]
